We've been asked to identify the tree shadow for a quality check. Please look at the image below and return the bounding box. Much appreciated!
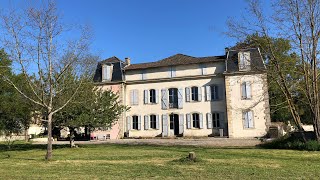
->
[0,143,70,152]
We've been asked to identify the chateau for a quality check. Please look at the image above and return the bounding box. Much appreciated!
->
[93,48,271,139]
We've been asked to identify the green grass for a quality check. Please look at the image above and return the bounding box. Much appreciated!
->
[1,143,320,179]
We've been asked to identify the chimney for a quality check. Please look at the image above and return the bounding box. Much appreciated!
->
[125,57,131,65]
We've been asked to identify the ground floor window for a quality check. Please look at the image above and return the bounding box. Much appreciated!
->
[192,113,200,128]
[212,113,220,128]
[132,115,139,130]
[150,115,156,129]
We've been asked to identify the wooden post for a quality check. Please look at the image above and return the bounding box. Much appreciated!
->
[188,152,196,161]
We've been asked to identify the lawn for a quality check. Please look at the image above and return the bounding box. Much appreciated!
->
[0,143,320,179]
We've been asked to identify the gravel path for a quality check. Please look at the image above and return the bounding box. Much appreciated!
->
[32,138,262,147]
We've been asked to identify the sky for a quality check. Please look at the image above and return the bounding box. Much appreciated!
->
[1,0,270,64]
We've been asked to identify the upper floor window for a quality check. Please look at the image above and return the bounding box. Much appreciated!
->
[132,115,139,130]
[238,51,251,71]
[130,89,139,105]
[149,89,156,103]
[243,110,254,128]
[191,86,199,101]
[102,65,112,81]
[169,88,178,108]
[241,81,252,99]
[199,64,207,75]
[150,115,157,129]
[169,66,176,78]
[211,85,219,100]
[192,113,200,128]
[141,70,147,80]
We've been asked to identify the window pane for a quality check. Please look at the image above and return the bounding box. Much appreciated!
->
[132,116,138,130]
[150,89,156,103]
[192,113,200,128]
[191,86,198,101]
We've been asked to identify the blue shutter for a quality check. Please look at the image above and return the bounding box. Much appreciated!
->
[156,115,159,129]
[186,113,191,129]
[205,86,211,101]
[242,82,247,99]
[144,115,149,130]
[178,88,183,109]
[198,86,202,101]
[127,116,131,131]
[138,115,141,130]
[179,114,184,134]
[162,114,168,137]
[207,113,212,129]
[246,82,252,99]
[155,89,159,104]
[199,113,203,129]
[161,89,168,110]
[185,87,190,102]
[248,111,254,128]
[144,90,148,104]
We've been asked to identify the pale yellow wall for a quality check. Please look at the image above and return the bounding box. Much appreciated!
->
[125,76,227,138]
[225,73,270,138]
[125,62,225,81]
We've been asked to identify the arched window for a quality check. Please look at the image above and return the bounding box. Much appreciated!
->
[192,113,200,128]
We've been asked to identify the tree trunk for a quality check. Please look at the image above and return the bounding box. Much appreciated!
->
[69,127,75,148]
[24,127,29,142]
[45,113,53,160]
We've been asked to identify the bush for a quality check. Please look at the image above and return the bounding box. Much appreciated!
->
[261,133,320,151]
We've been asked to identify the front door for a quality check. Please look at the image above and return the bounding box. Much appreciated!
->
[170,114,179,136]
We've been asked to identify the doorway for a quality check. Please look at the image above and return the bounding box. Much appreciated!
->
[170,114,179,135]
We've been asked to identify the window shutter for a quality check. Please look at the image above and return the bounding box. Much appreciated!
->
[185,87,190,102]
[144,90,148,104]
[106,66,111,80]
[156,115,159,130]
[171,67,176,77]
[186,113,191,129]
[162,114,168,137]
[205,86,211,101]
[218,85,223,100]
[220,112,225,128]
[131,90,139,105]
[200,64,207,75]
[198,86,202,101]
[244,52,251,66]
[155,89,159,104]
[127,116,131,131]
[207,113,212,129]
[239,52,244,66]
[161,89,168,110]
[178,88,183,109]
[246,82,252,99]
[144,115,149,130]
[179,114,184,134]
[130,90,134,106]
[248,111,254,128]
[244,112,248,128]
[242,82,247,99]
[138,115,141,130]
[199,113,203,129]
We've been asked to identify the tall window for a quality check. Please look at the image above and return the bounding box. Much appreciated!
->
[243,110,254,128]
[192,113,200,128]
[212,113,220,128]
[150,115,156,129]
[241,82,251,99]
[191,86,199,101]
[169,67,176,78]
[102,65,111,81]
[211,85,219,100]
[141,70,147,80]
[238,51,251,71]
[149,89,156,103]
[169,88,178,108]
[132,115,139,130]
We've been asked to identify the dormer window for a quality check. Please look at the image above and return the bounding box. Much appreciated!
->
[238,51,251,71]
[102,64,112,81]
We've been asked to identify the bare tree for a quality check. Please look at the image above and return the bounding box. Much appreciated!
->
[227,0,320,140]
[0,1,96,159]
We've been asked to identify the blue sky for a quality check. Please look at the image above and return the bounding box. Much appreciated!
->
[1,0,269,64]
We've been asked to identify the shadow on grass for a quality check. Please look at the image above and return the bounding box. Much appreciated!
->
[0,143,70,152]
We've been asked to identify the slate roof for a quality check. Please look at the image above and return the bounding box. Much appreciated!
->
[225,48,266,73]
[93,56,125,83]
[124,54,225,70]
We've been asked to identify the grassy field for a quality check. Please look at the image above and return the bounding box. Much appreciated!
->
[0,143,320,179]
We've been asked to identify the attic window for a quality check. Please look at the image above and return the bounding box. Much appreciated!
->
[102,65,112,81]
[238,51,251,71]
